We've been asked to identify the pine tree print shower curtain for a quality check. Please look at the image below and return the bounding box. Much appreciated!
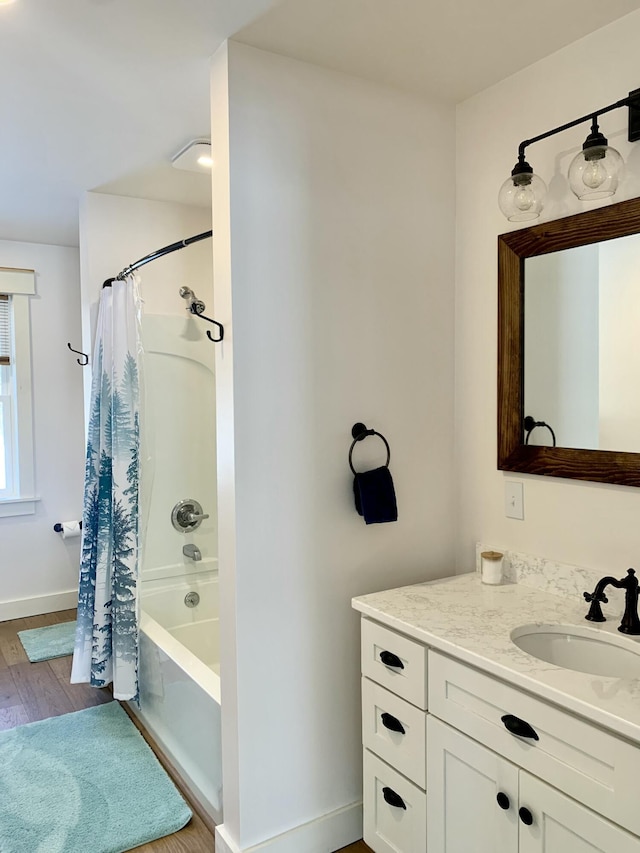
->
[71,276,142,701]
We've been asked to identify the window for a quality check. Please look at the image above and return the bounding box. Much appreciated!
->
[0,268,36,517]
[0,295,15,495]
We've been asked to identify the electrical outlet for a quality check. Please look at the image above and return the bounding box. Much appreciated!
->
[505,481,524,520]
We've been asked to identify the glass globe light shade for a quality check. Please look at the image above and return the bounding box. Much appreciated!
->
[568,144,624,201]
[498,171,547,222]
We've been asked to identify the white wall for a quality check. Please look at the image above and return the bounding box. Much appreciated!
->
[79,193,216,578]
[455,9,640,573]
[0,240,85,619]
[79,193,213,420]
[212,41,456,852]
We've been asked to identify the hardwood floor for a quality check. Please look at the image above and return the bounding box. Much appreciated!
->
[0,609,213,852]
[0,610,371,853]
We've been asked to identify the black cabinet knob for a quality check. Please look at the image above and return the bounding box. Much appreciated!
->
[519,807,534,826]
[382,786,407,810]
[496,792,510,810]
[381,712,406,735]
[501,714,539,741]
[379,650,404,669]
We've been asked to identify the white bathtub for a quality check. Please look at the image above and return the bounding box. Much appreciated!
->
[129,573,222,824]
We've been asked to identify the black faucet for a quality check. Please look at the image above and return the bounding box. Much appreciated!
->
[584,568,640,635]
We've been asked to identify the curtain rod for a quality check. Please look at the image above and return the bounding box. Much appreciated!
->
[102,230,213,288]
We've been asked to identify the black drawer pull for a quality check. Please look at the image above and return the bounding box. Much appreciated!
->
[381,712,406,735]
[496,792,510,810]
[382,786,407,810]
[501,714,539,741]
[379,650,404,669]
[519,807,534,826]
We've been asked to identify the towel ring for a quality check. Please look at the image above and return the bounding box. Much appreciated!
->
[349,422,391,475]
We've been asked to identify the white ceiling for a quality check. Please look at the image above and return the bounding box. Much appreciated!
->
[2,0,640,247]
[0,0,276,247]
[237,0,640,102]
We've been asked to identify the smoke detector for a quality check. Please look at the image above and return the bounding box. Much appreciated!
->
[171,139,213,173]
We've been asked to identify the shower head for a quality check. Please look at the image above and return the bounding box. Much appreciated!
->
[179,286,206,316]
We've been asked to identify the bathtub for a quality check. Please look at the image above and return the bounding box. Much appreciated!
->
[129,573,222,825]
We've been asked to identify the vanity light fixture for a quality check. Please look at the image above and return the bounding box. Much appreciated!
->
[499,88,640,221]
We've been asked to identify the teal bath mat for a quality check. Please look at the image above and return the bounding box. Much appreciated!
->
[18,620,77,662]
[0,702,192,853]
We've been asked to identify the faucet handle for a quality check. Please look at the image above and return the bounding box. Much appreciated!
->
[583,590,608,604]
[584,589,608,622]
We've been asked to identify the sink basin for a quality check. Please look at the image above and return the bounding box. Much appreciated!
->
[511,624,640,678]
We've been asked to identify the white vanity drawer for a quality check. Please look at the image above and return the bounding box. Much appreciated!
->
[429,650,640,837]
[361,618,428,709]
[363,749,427,853]
[362,677,427,789]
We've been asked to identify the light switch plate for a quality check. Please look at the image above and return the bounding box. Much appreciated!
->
[505,481,524,520]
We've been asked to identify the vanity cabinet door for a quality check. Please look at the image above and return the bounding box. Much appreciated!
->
[427,716,519,853]
[519,774,640,853]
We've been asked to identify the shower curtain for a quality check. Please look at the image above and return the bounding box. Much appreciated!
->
[71,276,142,701]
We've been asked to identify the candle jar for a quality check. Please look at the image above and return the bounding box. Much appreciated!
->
[481,550,504,585]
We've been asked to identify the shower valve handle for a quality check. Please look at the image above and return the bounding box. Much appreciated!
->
[171,499,209,532]
[185,511,209,523]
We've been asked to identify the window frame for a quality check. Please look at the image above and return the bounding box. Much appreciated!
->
[0,267,37,517]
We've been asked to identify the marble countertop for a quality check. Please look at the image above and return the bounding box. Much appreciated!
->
[352,573,640,743]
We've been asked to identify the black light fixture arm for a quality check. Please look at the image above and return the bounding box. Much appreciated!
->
[515,90,640,164]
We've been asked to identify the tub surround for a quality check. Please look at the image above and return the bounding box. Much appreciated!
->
[130,574,222,826]
[353,572,640,742]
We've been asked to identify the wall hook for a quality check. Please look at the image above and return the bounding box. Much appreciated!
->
[67,342,89,366]
[189,303,224,342]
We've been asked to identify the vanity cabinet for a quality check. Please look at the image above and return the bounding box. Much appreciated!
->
[359,616,640,853]
[427,716,640,853]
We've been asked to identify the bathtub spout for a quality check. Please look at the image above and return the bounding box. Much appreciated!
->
[183,544,202,562]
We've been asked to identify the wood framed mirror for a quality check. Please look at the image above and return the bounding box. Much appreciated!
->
[498,195,640,487]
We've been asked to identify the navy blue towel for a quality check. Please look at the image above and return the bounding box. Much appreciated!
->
[353,466,398,524]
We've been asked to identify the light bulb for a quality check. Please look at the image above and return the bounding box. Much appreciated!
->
[498,168,547,222]
[568,145,624,200]
[513,184,535,212]
[581,158,607,189]
[568,119,624,202]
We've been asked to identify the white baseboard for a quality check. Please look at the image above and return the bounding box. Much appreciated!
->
[215,827,240,853]
[215,801,362,853]
[0,589,77,621]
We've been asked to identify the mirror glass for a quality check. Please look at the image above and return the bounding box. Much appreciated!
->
[524,233,640,453]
